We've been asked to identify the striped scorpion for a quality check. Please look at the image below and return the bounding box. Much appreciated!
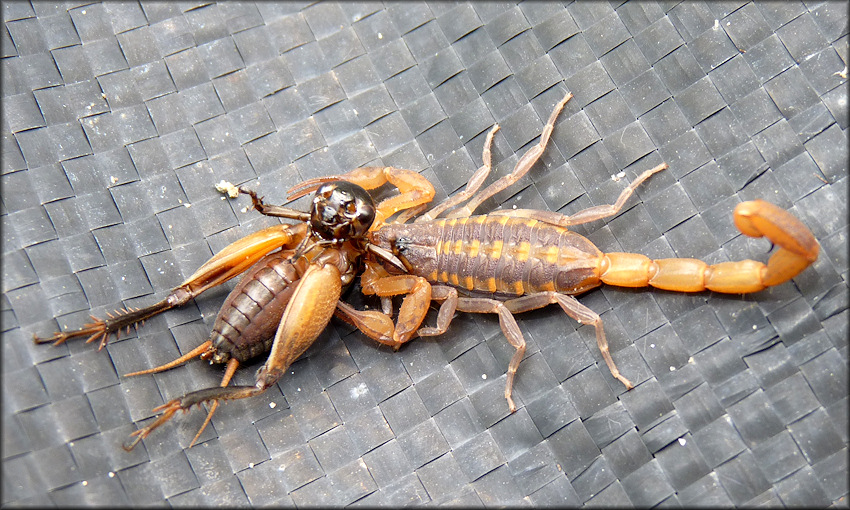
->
[35,90,819,448]
[288,90,819,412]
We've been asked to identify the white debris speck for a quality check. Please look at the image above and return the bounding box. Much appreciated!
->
[269,402,276,409]
[669,366,676,372]
[215,180,240,198]
[350,383,369,399]
[482,374,487,380]
[678,437,687,446]
[81,480,88,486]
[110,175,119,184]
[713,19,720,30]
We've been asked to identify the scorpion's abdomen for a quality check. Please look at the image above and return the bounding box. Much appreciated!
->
[382,216,604,296]
[210,251,302,363]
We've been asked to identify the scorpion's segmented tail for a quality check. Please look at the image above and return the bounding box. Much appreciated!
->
[599,200,818,294]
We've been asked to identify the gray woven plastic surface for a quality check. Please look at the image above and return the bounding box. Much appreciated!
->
[2,1,847,506]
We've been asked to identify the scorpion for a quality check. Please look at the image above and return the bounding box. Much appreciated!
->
[34,90,819,448]
[283,90,820,412]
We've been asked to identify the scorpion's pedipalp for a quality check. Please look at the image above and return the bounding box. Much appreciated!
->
[335,301,396,345]
[359,261,434,347]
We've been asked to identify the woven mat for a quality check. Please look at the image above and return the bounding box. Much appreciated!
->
[2,2,847,506]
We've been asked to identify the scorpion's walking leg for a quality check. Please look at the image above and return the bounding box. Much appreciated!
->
[502,293,634,390]
[451,297,528,412]
[416,125,501,222]
[344,266,631,408]
[343,279,529,412]
[459,292,633,410]
[490,162,668,227]
[444,91,574,219]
